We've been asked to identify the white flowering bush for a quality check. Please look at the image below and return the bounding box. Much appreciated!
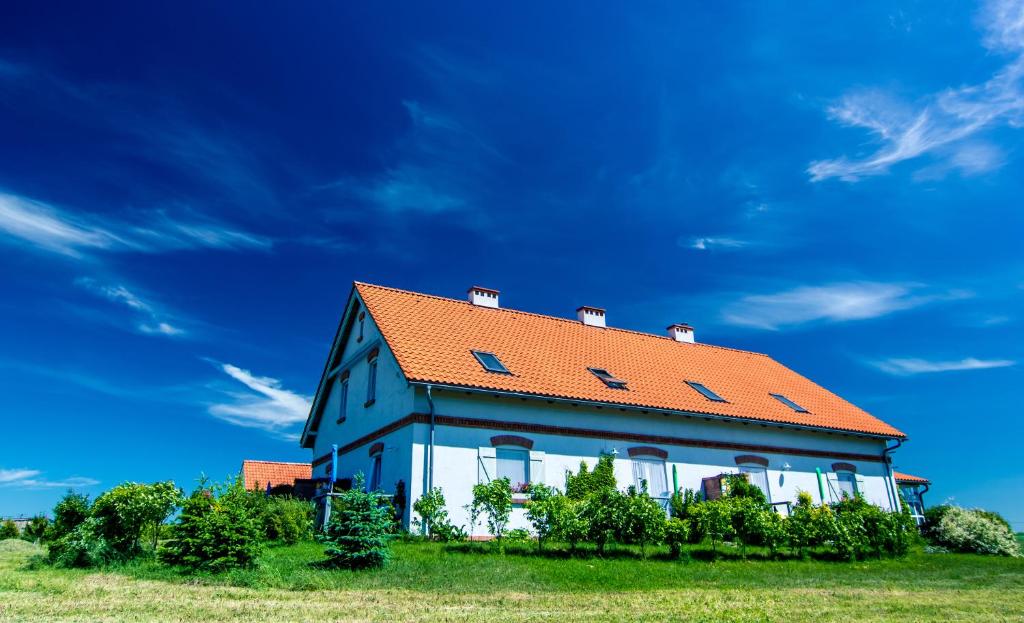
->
[933,506,1021,557]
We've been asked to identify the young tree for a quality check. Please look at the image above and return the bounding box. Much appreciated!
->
[320,473,395,569]
[616,487,667,558]
[525,483,559,552]
[21,515,49,542]
[469,478,513,542]
[90,481,181,557]
[46,491,91,542]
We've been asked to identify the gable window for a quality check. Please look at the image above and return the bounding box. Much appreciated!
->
[588,367,628,389]
[336,372,350,423]
[357,311,366,343]
[365,349,378,407]
[495,448,530,489]
[472,350,510,374]
[685,380,727,402]
[770,393,809,413]
[632,456,669,499]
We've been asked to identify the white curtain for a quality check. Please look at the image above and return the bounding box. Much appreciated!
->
[738,465,771,502]
[632,458,669,497]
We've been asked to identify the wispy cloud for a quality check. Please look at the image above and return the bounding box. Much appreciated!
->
[206,362,311,439]
[689,236,749,251]
[0,467,99,489]
[722,282,955,330]
[809,0,1024,182]
[0,191,271,258]
[871,356,1016,375]
[76,278,186,337]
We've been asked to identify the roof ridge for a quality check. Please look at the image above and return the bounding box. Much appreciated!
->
[353,281,769,358]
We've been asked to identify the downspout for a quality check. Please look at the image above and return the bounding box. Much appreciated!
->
[672,464,679,495]
[323,443,338,531]
[425,384,436,536]
[882,438,903,511]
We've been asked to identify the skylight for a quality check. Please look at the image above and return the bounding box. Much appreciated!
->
[770,393,809,413]
[588,367,628,389]
[685,381,727,402]
[472,350,510,374]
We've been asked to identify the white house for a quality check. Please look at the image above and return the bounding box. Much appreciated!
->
[300,282,910,536]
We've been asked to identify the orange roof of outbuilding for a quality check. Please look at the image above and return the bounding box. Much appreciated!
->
[894,471,930,484]
[240,460,311,490]
[355,283,905,439]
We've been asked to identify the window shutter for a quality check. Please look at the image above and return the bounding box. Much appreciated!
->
[825,473,840,503]
[477,446,497,483]
[528,450,545,484]
[855,475,866,496]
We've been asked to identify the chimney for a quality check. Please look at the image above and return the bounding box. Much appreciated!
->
[577,306,606,328]
[467,286,500,308]
[668,323,695,343]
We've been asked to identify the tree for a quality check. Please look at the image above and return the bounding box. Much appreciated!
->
[46,491,91,542]
[692,499,733,557]
[616,487,667,558]
[525,484,559,551]
[469,478,513,542]
[0,520,19,539]
[21,515,49,542]
[412,487,465,542]
[90,481,181,557]
[319,474,395,569]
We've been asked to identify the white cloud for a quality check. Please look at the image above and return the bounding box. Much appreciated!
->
[0,467,99,489]
[207,362,312,438]
[689,236,749,251]
[871,356,1016,375]
[722,282,941,330]
[0,190,271,258]
[76,278,186,338]
[809,0,1024,182]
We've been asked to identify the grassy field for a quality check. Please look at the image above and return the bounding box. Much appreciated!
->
[2,538,1023,622]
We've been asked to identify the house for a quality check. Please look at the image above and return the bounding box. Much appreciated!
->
[300,282,910,536]
[240,460,312,496]
[895,471,930,525]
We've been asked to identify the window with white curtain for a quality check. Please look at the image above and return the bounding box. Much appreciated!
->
[496,448,529,488]
[632,457,669,498]
[836,471,857,498]
[738,464,771,502]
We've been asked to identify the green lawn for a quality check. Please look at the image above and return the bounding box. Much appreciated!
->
[2,538,1023,622]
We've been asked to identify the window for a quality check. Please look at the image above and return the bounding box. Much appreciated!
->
[770,393,809,413]
[495,448,529,488]
[336,374,349,423]
[357,311,365,342]
[588,367,628,389]
[836,471,857,498]
[632,457,669,498]
[472,350,510,374]
[685,381,727,402]
[365,356,377,406]
[738,464,771,502]
[368,453,382,491]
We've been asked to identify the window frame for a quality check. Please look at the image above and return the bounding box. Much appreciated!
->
[472,350,511,374]
[365,355,378,407]
[685,380,728,402]
[588,367,628,389]
[368,452,383,492]
[494,446,530,489]
[769,393,809,413]
[336,372,349,423]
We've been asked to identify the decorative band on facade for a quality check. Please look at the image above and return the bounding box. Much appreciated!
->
[627,446,668,459]
[831,462,857,473]
[368,442,384,456]
[734,454,769,467]
[490,435,534,449]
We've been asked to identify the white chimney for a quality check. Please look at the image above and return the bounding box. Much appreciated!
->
[577,305,606,328]
[668,323,695,343]
[468,286,500,308]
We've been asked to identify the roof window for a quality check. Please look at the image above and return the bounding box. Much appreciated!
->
[472,350,510,374]
[588,367,628,389]
[770,393,809,413]
[685,380,727,402]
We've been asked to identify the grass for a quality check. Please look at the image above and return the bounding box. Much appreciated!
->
[1,538,1023,622]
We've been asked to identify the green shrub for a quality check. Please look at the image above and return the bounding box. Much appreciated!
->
[469,478,513,541]
[584,487,624,556]
[930,505,1020,557]
[319,474,395,569]
[159,478,264,571]
[552,496,589,554]
[504,528,532,544]
[259,496,314,544]
[786,492,817,556]
[565,453,616,500]
[90,481,181,559]
[412,487,465,542]
[616,486,666,557]
[46,491,91,542]
[21,515,49,542]
[664,517,690,558]
[690,499,734,556]
[0,520,19,539]
[525,483,559,551]
[722,474,768,506]
[47,517,111,568]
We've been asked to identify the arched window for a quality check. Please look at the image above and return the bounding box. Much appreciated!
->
[735,455,771,502]
[368,443,383,492]
[832,463,857,498]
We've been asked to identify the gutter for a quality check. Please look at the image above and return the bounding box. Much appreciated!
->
[409,381,905,442]
[882,438,903,511]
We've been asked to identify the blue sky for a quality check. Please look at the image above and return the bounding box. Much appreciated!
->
[1,1,1022,528]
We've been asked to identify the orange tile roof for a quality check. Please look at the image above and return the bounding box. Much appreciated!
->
[355,283,905,439]
[241,460,311,490]
[894,471,930,484]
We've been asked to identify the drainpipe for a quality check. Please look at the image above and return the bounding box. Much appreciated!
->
[815,467,825,504]
[425,385,437,536]
[672,464,679,495]
[323,443,338,531]
[882,439,903,511]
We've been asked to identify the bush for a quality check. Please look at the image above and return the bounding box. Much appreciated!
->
[930,505,1020,557]
[412,487,465,542]
[565,453,616,500]
[47,518,111,568]
[616,486,666,557]
[89,481,181,559]
[319,474,395,569]
[584,487,624,556]
[469,478,513,541]
[690,499,734,556]
[46,491,91,542]
[260,496,314,544]
[0,520,19,539]
[159,478,264,571]
[664,518,690,559]
[21,515,49,542]
[552,497,589,554]
[525,484,559,551]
